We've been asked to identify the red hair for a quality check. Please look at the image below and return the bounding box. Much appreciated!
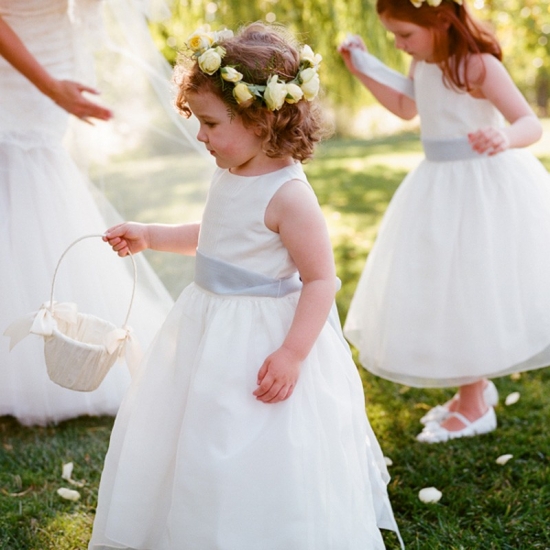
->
[376,0,501,90]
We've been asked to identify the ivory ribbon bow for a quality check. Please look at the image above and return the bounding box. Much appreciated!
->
[3,301,78,350]
[105,325,143,377]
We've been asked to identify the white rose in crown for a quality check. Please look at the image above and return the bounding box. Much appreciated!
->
[264,75,288,111]
[299,68,320,101]
[300,45,322,69]
[198,48,223,75]
[233,82,254,105]
[221,67,243,83]
[187,29,214,54]
[285,83,304,104]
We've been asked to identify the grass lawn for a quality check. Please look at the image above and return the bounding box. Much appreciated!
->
[1,131,549,549]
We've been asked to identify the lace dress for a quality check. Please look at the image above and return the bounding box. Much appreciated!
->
[0,0,180,425]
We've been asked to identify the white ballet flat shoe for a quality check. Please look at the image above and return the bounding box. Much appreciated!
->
[420,381,499,425]
[416,407,497,444]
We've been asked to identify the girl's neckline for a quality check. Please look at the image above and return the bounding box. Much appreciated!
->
[227,161,297,179]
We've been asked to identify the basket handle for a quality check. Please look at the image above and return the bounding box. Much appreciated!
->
[49,234,137,328]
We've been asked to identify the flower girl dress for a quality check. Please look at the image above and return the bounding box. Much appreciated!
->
[89,164,401,549]
[345,61,550,388]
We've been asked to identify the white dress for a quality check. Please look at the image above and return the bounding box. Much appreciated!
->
[89,164,400,550]
[0,0,177,425]
[344,61,550,388]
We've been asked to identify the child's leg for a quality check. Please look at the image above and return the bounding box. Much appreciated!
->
[417,379,497,442]
[441,380,487,430]
[421,379,498,424]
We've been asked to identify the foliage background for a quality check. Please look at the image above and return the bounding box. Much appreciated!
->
[149,0,550,125]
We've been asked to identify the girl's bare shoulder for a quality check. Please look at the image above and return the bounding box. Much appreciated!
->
[465,54,502,87]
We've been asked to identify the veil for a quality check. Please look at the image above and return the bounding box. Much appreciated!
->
[67,0,215,298]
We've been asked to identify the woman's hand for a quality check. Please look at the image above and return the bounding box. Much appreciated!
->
[0,16,112,123]
[103,222,150,257]
[49,79,112,123]
[468,127,510,156]
[253,346,302,404]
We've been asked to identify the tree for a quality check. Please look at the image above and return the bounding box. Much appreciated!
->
[150,0,404,113]
[149,0,548,115]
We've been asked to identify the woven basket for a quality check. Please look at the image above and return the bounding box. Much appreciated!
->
[44,234,137,392]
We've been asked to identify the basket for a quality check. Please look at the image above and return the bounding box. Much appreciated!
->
[4,234,140,392]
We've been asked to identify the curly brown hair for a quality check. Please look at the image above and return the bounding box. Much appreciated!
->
[173,22,328,162]
[376,0,501,91]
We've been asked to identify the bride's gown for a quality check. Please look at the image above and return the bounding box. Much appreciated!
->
[0,0,211,426]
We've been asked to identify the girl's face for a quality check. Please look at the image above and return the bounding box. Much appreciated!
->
[187,91,269,176]
[380,14,435,62]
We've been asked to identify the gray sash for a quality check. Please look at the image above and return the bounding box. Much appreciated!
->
[194,250,303,297]
[423,137,485,162]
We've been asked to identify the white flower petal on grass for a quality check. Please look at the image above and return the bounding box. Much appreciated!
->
[384,456,393,467]
[68,477,85,488]
[505,392,520,406]
[496,454,514,465]
[57,487,80,501]
[418,487,442,504]
[61,461,85,487]
[61,462,73,481]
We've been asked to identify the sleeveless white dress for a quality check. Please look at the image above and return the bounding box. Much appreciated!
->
[89,164,400,550]
[344,61,550,388]
[0,0,176,425]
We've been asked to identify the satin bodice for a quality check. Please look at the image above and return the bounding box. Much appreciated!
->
[198,164,309,280]
[414,61,504,140]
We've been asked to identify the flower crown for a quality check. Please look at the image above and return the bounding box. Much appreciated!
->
[410,0,462,7]
[186,26,322,111]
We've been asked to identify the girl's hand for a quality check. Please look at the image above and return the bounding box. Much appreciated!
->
[253,346,301,404]
[468,127,510,156]
[50,80,112,123]
[103,222,150,257]
[338,34,367,76]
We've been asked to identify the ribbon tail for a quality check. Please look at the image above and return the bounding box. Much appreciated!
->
[349,47,415,100]
[124,332,143,378]
[105,327,143,378]
[3,314,35,351]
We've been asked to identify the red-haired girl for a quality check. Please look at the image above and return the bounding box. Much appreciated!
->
[340,0,550,443]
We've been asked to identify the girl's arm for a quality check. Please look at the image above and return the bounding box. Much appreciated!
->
[0,16,112,122]
[253,180,337,404]
[338,38,417,120]
[104,222,201,257]
[467,54,542,155]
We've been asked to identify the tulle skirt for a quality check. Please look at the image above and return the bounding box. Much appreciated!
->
[0,137,173,426]
[89,284,398,550]
[344,149,550,387]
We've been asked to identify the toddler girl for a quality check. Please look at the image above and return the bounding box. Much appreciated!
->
[90,22,402,549]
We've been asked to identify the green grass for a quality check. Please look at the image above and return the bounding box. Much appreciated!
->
[2,131,549,549]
